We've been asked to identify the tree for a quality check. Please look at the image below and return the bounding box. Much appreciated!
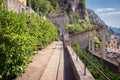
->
[49,0,59,8]
[35,0,53,15]
[27,0,53,15]
[0,0,3,6]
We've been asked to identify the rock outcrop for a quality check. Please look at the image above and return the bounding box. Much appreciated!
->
[47,0,88,34]
[87,9,107,27]
[66,0,88,19]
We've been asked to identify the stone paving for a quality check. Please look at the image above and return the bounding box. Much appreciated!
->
[40,42,64,80]
[16,41,94,80]
[16,41,60,80]
[16,41,74,80]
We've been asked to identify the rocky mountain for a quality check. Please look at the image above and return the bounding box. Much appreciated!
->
[47,0,109,35]
[47,0,88,33]
[59,0,87,19]
[87,9,107,27]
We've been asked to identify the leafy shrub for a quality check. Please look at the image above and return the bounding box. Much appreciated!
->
[0,7,57,79]
[94,37,101,49]
[0,0,2,5]
[82,51,120,80]
[71,41,81,55]
[66,19,95,34]
[30,0,53,15]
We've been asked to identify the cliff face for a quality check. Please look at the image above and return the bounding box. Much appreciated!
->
[65,0,88,19]
[47,0,88,34]
[87,9,107,27]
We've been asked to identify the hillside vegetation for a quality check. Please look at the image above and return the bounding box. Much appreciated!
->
[71,41,120,80]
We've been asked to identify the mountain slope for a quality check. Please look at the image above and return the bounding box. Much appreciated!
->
[87,9,107,27]
[108,26,120,35]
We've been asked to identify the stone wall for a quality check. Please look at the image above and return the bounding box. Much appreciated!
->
[47,13,69,34]
[3,0,34,13]
[70,32,89,50]
[65,46,95,80]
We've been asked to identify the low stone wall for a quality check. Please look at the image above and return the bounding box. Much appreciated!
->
[66,46,95,80]
[70,31,89,50]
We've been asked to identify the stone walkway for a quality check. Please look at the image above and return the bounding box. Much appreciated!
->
[16,41,74,80]
[40,42,64,80]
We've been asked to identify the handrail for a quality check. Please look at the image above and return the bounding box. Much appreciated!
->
[69,26,107,38]
[81,54,110,80]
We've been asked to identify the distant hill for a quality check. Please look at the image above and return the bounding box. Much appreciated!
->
[108,26,120,35]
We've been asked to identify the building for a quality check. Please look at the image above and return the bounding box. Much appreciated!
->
[109,35,118,49]
[3,0,34,13]
[19,0,26,6]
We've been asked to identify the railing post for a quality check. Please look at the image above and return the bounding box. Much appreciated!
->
[84,58,87,76]
[88,32,91,51]
[118,61,120,73]
[72,49,74,55]
[76,51,78,61]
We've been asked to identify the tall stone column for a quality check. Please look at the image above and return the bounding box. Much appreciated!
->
[115,39,117,50]
[91,30,96,52]
[119,45,120,51]
[101,28,106,59]
[88,32,91,50]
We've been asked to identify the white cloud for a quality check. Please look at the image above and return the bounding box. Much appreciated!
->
[96,8,116,12]
[100,12,120,15]
[107,12,120,15]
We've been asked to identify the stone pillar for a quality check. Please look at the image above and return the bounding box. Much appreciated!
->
[18,5,21,13]
[119,45,120,50]
[101,28,106,59]
[113,40,115,49]
[91,30,96,52]
[110,40,112,49]
[28,0,31,14]
[115,39,117,50]
[88,32,91,50]
[118,61,120,73]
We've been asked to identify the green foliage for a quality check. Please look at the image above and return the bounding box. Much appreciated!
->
[0,0,2,5]
[66,19,94,34]
[0,8,57,79]
[69,12,80,24]
[80,51,120,80]
[35,0,53,15]
[94,37,101,49]
[27,0,53,15]
[71,42,120,80]
[82,0,86,7]
[71,41,81,54]
[49,0,59,8]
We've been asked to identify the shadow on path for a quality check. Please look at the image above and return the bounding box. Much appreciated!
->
[64,47,75,80]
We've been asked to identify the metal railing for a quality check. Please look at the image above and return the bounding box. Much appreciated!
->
[81,54,110,80]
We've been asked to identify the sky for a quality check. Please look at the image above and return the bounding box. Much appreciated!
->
[86,0,120,28]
